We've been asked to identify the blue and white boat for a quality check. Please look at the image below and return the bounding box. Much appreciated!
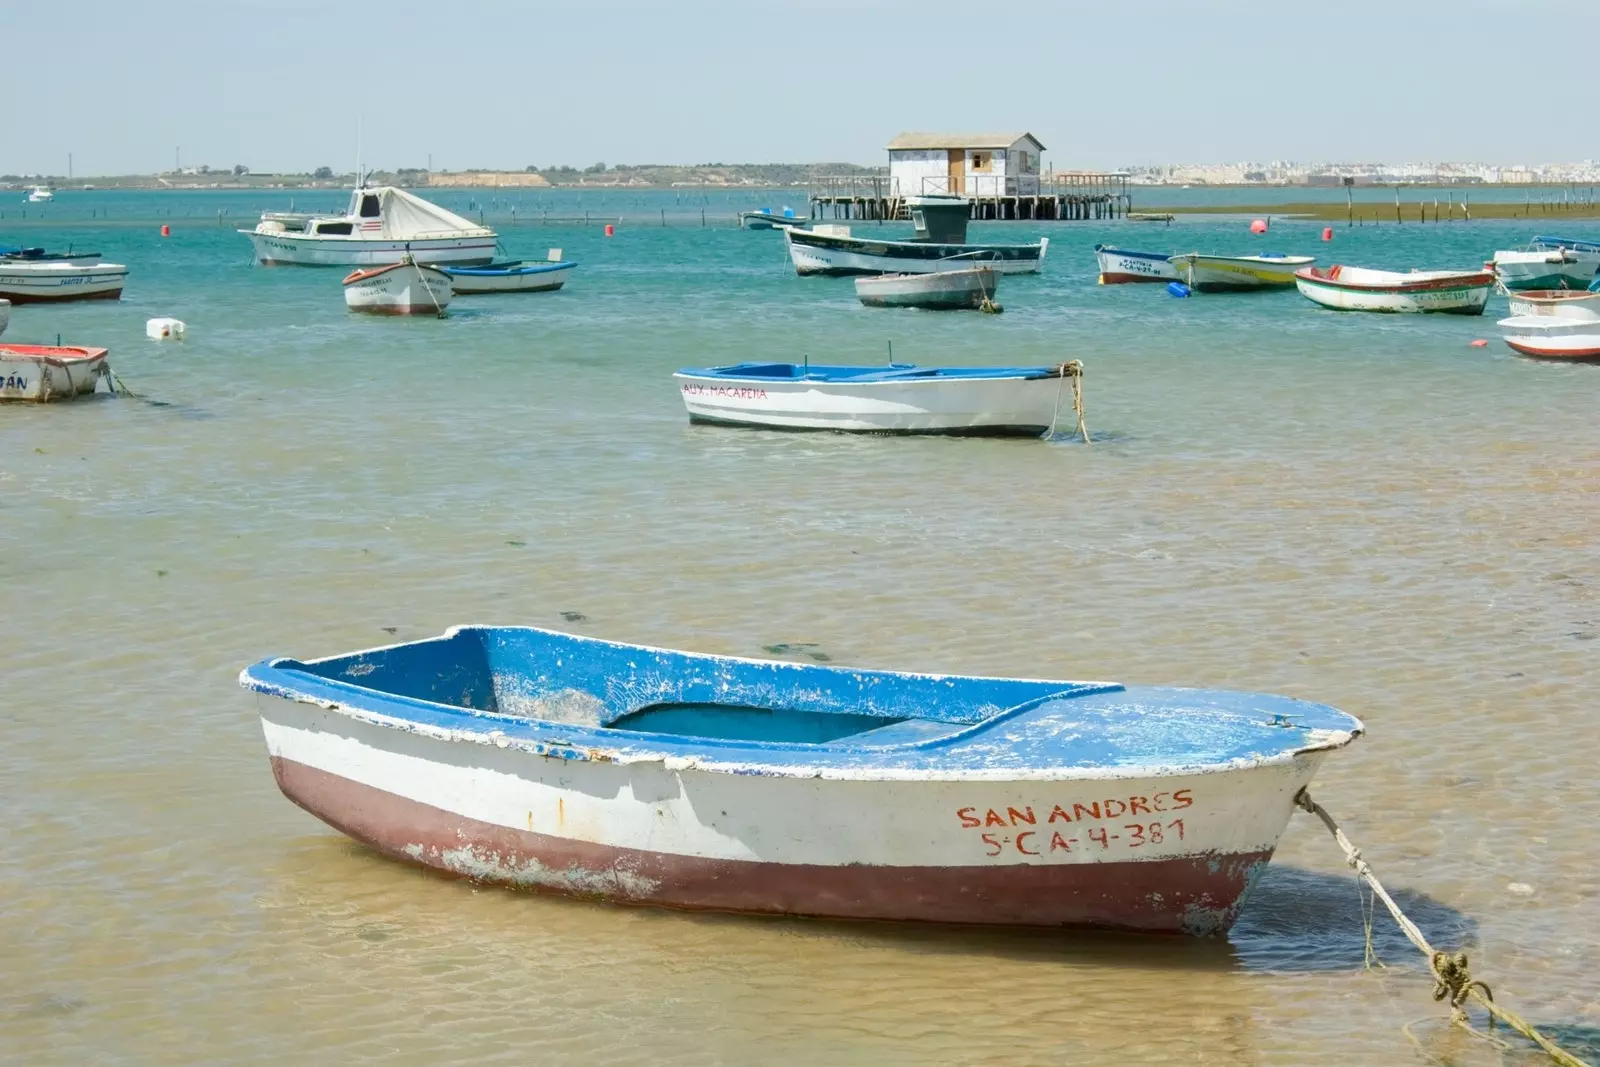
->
[739,207,806,230]
[1491,235,1600,291]
[240,625,1363,933]
[1093,244,1179,284]
[675,360,1078,435]
[439,252,575,294]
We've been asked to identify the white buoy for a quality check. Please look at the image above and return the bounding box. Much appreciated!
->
[146,317,186,340]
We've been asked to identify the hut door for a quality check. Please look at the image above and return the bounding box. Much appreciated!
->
[946,149,964,194]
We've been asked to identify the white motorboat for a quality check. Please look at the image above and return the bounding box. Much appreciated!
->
[784,196,1047,276]
[1169,253,1314,291]
[1506,288,1600,319]
[25,185,53,203]
[243,185,497,267]
[739,209,806,230]
[1491,236,1600,291]
[342,255,453,315]
[0,261,128,303]
[854,266,999,310]
[1294,265,1495,314]
[674,360,1080,436]
[0,343,109,401]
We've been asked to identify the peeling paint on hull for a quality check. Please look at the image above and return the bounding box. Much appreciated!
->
[273,756,1272,933]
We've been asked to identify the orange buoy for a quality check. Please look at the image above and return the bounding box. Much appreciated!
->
[160,224,170,237]
[1322,227,1333,241]
[1249,218,1268,234]
[1469,339,1489,347]
[604,223,615,237]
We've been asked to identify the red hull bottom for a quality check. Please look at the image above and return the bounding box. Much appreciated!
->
[272,757,1272,934]
[346,305,445,316]
[1099,272,1168,284]
[1506,339,1600,362]
[1,288,123,305]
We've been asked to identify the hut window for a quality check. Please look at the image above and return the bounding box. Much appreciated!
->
[971,152,992,172]
[359,194,381,218]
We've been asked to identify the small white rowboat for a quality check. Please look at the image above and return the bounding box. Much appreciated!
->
[1506,289,1600,320]
[0,261,128,303]
[1093,244,1179,284]
[440,257,575,294]
[1169,253,1314,291]
[854,266,999,310]
[676,361,1078,436]
[342,256,453,316]
[240,625,1363,934]
[1294,265,1495,314]
[1501,333,1600,362]
[0,343,110,401]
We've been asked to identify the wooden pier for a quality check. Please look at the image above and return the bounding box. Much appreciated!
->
[809,173,1131,222]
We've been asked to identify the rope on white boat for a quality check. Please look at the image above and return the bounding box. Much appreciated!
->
[1295,789,1591,1067]
[1045,360,1088,445]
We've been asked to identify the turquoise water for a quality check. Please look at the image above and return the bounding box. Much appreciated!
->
[3,191,1598,1065]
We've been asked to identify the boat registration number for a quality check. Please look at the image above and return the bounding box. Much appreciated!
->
[955,791,1192,858]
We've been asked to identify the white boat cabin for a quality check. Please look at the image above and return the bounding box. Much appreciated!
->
[886,132,1045,199]
[255,186,491,241]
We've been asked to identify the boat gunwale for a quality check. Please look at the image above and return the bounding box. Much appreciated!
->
[1295,266,1495,293]
[239,626,1364,782]
[341,260,452,285]
[439,260,576,277]
[672,363,1063,384]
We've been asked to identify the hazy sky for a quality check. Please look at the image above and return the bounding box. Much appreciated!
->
[8,0,1595,176]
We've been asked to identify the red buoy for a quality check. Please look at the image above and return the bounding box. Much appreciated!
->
[1469,339,1489,347]
[1322,227,1333,241]
[604,223,615,237]
[1250,218,1268,234]
[160,224,170,237]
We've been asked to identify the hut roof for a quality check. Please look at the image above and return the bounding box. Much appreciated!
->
[886,132,1045,152]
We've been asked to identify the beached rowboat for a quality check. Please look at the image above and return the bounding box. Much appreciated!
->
[440,257,576,294]
[0,343,110,401]
[1294,265,1495,314]
[342,256,453,315]
[675,361,1073,435]
[0,261,128,303]
[854,266,998,310]
[1093,244,1179,284]
[1169,252,1314,291]
[239,626,1363,933]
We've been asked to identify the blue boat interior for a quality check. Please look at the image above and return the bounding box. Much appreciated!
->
[679,361,1058,383]
[444,260,571,275]
[241,626,1363,770]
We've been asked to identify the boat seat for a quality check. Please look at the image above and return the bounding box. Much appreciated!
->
[834,717,971,747]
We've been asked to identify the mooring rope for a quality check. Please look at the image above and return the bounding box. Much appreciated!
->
[1295,789,1590,1067]
[1045,360,1089,445]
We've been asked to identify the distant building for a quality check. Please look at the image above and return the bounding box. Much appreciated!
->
[886,132,1045,198]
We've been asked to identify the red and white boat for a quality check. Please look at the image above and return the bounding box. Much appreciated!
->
[1499,316,1600,361]
[240,626,1364,935]
[1294,265,1494,314]
[0,343,110,401]
[342,256,453,316]
[0,260,128,303]
[1506,288,1600,320]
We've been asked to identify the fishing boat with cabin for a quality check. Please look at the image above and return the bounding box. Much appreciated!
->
[0,343,110,401]
[1293,265,1495,314]
[1490,236,1600,291]
[240,625,1363,934]
[1093,244,1179,284]
[342,255,453,315]
[1169,252,1314,292]
[440,251,575,294]
[854,266,999,310]
[242,185,497,267]
[783,195,1047,276]
[0,260,128,303]
[675,360,1077,435]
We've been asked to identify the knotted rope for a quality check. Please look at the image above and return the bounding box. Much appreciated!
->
[1045,360,1089,445]
[1295,789,1590,1067]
